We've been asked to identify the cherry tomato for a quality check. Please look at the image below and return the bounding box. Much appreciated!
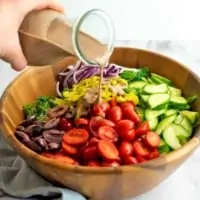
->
[119,141,133,158]
[99,102,111,112]
[101,160,120,167]
[109,99,117,107]
[59,118,72,131]
[133,140,149,157]
[62,142,77,155]
[116,119,134,131]
[92,104,105,117]
[146,148,160,160]
[87,160,100,167]
[122,107,140,124]
[74,118,89,127]
[89,117,115,137]
[97,140,119,160]
[123,156,138,165]
[89,116,103,137]
[120,102,135,110]
[83,146,98,161]
[107,106,122,123]
[88,137,100,147]
[135,121,150,136]
[135,155,147,163]
[98,125,118,142]
[95,118,115,127]
[41,152,77,165]
[63,129,89,146]
[145,132,161,148]
[119,129,136,142]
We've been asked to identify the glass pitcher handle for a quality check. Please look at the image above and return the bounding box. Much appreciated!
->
[72,9,115,65]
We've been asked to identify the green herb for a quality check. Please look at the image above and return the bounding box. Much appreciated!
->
[120,70,136,81]
[120,67,151,82]
[23,96,56,120]
[134,67,150,81]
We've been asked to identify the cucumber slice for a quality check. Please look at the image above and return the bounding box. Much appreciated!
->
[170,123,190,138]
[151,73,172,85]
[145,109,166,119]
[150,76,163,85]
[145,110,165,130]
[170,96,188,105]
[165,109,178,117]
[156,114,177,135]
[177,135,188,145]
[140,95,149,103]
[174,114,184,124]
[181,111,199,125]
[135,107,145,121]
[158,144,171,154]
[158,139,171,153]
[169,104,190,111]
[148,94,170,109]
[187,95,197,104]
[168,87,182,96]
[163,126,182,150]
[155,103,169,110]
[147,78,156,84]
[129,81,147,89]
[148,118,158,130]
[143,84,169,94]
[180,117,193,137]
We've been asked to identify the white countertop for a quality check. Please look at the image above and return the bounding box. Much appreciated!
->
[0,1,200,200]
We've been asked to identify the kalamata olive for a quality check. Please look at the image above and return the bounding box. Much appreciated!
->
[48,143,60,151]
[32,125,43,137]
[20,117,36,127]
[44,118,60,129]
[47,105,68,118]
[24,125,37,136]
[23,140,42,153]
[34,121,46,127]
[42,130,64,143]
[17,126,25,132]
[15,131,30,142]
[33,137,48,150]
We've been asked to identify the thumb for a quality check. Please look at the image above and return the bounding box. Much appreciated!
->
[4,38,27,71]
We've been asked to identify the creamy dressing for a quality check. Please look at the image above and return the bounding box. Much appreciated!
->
[95,51,112,103]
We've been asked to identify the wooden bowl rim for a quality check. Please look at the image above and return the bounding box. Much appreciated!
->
[0,47,200,174]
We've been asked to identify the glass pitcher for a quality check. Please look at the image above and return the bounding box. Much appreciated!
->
[19,8,115,66]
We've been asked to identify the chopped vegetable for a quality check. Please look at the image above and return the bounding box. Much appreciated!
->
[133,67,151,81]
[120,67,150,82]
[23,96,56,120]
[15,62,199,167]
[57,61,122,90]
[120,70,135,81]
[187,95,198,104]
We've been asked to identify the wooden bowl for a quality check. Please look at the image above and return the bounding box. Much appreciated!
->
[0,47,200,200]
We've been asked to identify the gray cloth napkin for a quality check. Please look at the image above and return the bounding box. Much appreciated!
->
[0,133,86,200]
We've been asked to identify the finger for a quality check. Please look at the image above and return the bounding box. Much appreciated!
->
[23,0,64,13]
[10,46,27,71]
[3,38,27,71]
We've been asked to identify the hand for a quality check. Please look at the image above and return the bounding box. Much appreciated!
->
[0,0,64,71]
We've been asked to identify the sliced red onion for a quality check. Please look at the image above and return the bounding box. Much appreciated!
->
[58,72,69,76]
[56,82,62,97]
[58,61,123,90]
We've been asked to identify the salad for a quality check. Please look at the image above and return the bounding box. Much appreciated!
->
[14,61,199,167]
